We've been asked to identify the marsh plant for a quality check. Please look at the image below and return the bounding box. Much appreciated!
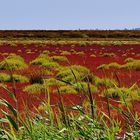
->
[0,53,28,70]
[1,79,140,139]
[1,60,140,139]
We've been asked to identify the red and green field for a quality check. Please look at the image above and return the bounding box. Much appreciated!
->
[1,31,140,139]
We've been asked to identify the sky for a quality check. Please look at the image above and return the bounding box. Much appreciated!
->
[0,0,140,30]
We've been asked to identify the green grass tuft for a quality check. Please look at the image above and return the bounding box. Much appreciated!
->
[0,73,29,83]
[56,65,90,83]
[0,54,28,70]
[122,60,140,70]
[124,57,135,63]
[73,82,98,93]
[60,51,71,55]
[51,56,68,62]
[12,74,29,83]
[94,76,118,87]
[23,84,47,94]
[0,73,11,82]
[44,78,66,86]
[97,64,109,70]
[102,85,138,98]
[97,59,140,71]
[42,62,60,70]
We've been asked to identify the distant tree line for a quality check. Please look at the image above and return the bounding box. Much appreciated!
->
[0,30,140,38]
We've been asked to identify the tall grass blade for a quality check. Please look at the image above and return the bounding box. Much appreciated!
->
[0,85,16,100]
[2,110,18,131]
[0,99,17,117]
[87,81,95,119]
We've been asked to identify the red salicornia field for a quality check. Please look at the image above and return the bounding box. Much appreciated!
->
[1,30,140,139]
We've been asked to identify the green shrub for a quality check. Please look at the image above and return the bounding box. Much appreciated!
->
[56,65,90,83]
[51,56,68,62]
[12,74,29,83]
[108,62,122,69]
[126,88,140,102]
[102,86,136,98]
[6,53,24,62]
[97,64,109,70]
[121,62,134,69]
[30,52,52,65]
[0,54,27,70]
[122,60,140,70]
[73,82,97,93]
[0,73,10,82]
[60,51,71,55]
[42,62,60,70]
[0,59,27,70]
[124,57,135,63]
[94,76,118,87]
[24,78,66,94]
[132,60,140,71]
[130,61,140,69]
[30,53,63,71]
[102,87,128,98]
[98,59,140,71]
[71,65,90,74]
[97,62,121,70]
[45,70,54,75]
[23,84,47,94]
[57,67,78,78]
[0,73,29,83]
[31,58,50,65]
[56,68,80,83]
[44,78,66,86]
[30,51,51,65]
[62,73,80,83]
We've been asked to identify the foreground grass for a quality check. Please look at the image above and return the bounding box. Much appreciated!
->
[1,80,140,140]
[0,66,140,139]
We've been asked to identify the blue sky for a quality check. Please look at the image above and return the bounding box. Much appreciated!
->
[0,0,139,30]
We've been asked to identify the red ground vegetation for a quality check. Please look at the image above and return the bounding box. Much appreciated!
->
[1,43,140,121]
